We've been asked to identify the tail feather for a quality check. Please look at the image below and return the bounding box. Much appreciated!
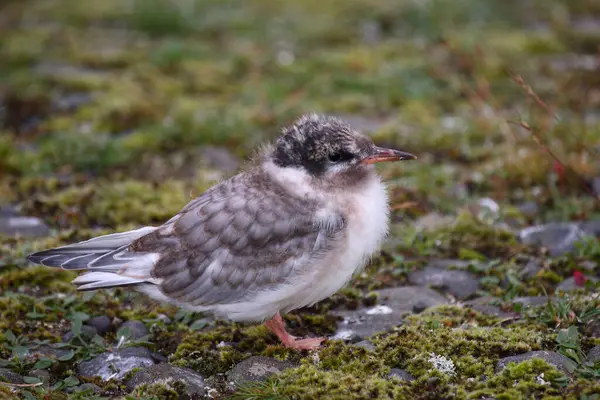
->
[26,226,160,290]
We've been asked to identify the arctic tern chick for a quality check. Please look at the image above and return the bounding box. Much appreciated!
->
[27,114,416,350]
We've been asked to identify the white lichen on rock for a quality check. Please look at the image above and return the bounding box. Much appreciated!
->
[427,353,456,376]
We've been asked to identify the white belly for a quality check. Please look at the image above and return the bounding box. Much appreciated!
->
[213,174,390,321]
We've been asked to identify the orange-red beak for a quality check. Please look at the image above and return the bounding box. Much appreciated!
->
[360,146,417,164]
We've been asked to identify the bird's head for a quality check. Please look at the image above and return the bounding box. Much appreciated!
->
[270,114,416,184]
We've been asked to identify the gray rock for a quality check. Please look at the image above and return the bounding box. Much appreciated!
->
[516,201,539,218]
[519,223,587,256]
[228,356,296,387]
[0,216,50,238]
[198,146,240,174]
[587,346,600,363]
[512,297,554,309]
[0,367,24,384]
[120,320,149,340]
[495,351,572,374]
[354,340,376,352]
[520,260,542,280]
[63,325,98,343]
[556,276,598,292]
[387,368,415,382]
[77,347,155,381]
[408,267,479,299]
[332,286,448,340]
[86,316,112,335]
[126,363,206,396]
[464,297,516,318]
[584,319,600,338]
[592,177,600,197]
[580,220,600,237]
[157,314,172,324]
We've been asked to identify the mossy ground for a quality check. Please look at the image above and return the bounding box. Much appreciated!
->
[1,0,600,399]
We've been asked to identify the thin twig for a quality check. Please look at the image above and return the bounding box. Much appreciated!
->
[505,69,560,123]
[508,120,599,202]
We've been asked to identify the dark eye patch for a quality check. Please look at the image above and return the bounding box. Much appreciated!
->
[328,150,354,163]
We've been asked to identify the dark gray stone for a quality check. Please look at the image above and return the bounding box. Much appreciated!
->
[198,146,240,174]
[126,363,205,396]
[464,297,516,318]
[86,316,112,335]
[63,325,98,342]
[592,177,600,197]
[516,201,539,218]
[0,368,24,384]
[512,296,554,309]
[520,260,542,280]
[0,216,50,238]
[587,346,600,363]
[584,319,600,338]
[519,223,587,256]
[354,340,376,352]
[495,351,572,374]
[580,220,600,237]
[332,286,448,340]
[228,356,296,387]
[77,347,155,381]
[157,314,172,324]
[556,276,598,292]
[408,267,479,299]
[387,368,415,382]
[120,320,149,340]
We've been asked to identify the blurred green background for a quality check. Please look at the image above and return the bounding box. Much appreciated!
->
[1,0,600,399]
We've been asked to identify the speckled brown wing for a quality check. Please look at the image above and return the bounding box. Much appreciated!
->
[132,172,346,307]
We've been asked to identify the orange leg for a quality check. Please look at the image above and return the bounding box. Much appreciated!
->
[264,312,326,350]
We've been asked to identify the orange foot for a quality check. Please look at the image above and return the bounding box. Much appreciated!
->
[264,312,327,350]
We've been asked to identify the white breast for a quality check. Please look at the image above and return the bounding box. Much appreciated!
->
[206,164,390,322]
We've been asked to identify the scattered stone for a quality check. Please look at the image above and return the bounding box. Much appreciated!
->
[512,297,554,309]
[0,367,24,384]
[0,216,50,238]
[86,316,112,335]
[63,325,98,343]
[592,177,600,197]
[587,346,600,363]
[198,146,240,174]
[412,301,429,314]
[408,267,479,300]
[77,347,156,381]
[519,223,587,257]
[495,351,572,374]
[126,363,206,396]
[584,319,600,338]
[387,368,415,382]
[520,260,542,280]
[354,340,376,352]
[556,276,598,292]
[156,314,172,324]
[119,320,149,340]
[227,356,296,387]
[464,297,516,318]
[580,220,600,237]
[332,286,448,340]
[516,201,539,219]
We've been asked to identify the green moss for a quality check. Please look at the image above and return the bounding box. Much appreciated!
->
[132,381,180,399]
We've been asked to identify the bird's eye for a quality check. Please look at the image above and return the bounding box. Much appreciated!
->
[328,153,342,162]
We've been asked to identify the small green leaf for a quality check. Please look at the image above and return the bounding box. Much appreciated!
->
[70,312,90,322]
[4,330,17,344]
[458,247,486,261]
[12,345,29,359]
[116,326,132,342]
[34,358,53,369]
[23,376,42,384]
[63,375,80,387]
[190,319,208,330]
[71,318,82,337]
[26,310,46,320]
[58,349,75,361]
[22,391,36,400]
